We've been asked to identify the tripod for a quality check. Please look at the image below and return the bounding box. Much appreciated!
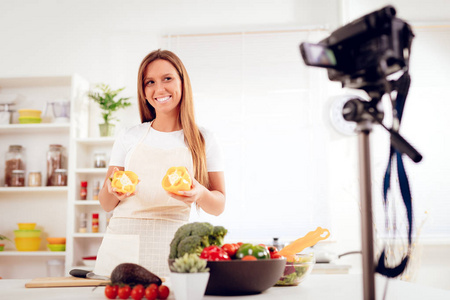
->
[342,94,422,300]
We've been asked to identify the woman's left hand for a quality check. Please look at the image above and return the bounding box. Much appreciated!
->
[168,175,206,206]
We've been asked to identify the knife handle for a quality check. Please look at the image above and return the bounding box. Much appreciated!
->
[69,269,90,278]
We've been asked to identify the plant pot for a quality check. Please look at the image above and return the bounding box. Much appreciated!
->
[170,272,210,300]
[99,123,115,137]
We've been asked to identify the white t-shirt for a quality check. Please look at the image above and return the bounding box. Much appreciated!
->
[109,122,224,172]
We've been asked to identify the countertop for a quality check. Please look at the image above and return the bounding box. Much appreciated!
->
[2,274,449,300]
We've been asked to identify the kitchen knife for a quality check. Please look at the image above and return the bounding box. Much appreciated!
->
[69,269,110,281]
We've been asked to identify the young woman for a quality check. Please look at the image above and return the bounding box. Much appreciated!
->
[94,49,226,277]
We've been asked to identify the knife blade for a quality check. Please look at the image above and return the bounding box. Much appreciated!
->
[69,269,110,281]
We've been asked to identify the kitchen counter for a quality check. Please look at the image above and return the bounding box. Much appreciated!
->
[2,274,449,299]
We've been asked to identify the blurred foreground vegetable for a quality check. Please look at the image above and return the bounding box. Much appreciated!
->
[169,222,228,259]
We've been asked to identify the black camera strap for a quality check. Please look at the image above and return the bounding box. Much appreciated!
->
[376,73,413,278]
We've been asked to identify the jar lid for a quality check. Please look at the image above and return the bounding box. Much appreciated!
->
[12,170,25,173]
[49,144,62,148]
[29,171,41,174]
[9,145,23,150]
[81,181,88,187]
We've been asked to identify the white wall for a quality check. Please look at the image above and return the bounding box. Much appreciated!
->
[1,0,449,291]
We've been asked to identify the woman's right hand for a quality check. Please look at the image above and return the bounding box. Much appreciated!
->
[107,167,136,200]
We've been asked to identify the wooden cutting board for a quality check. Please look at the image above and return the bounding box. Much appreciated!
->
[25,276,109,288]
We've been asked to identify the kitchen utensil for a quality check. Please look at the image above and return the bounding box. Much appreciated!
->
[52,101,70,123]
[279,227,330,256]
[47,244,66,251]
[18,109,41,118]
[14,229,41,238]
[17,222,36,230]
[168,257,286,296]
[69,269,110,281]
[25,277,109,288]
[46,237,66,244]
[275,253,315,286]
[14,237,41,251]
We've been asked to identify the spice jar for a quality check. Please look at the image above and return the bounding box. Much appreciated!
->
[52,169,67,186]
[92,213,99,233]
[47,144,63,186]
[93,152,106,168]
[80,181,88,200]
[92,181,100,200]
[11,170,25,187]
[79,213,88,233]
[4,145,25,187]
[28,171,42,187]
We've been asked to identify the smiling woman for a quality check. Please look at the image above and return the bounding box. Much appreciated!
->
[94,49,226,278]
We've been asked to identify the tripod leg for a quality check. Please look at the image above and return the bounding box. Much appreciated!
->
[358,129,376,300]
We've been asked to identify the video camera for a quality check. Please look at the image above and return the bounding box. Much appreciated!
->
[300,5,414,93]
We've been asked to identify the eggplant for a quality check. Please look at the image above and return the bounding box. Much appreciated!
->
[110,263,162,286]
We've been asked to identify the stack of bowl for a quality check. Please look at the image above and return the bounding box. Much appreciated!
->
[14,223,41,251]
[47,237,66,251]
[18,109,42,124]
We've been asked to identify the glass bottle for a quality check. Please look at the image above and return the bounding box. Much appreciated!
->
[5,145,25,187]
[11,170,25,187]
[52,169,67,186]
[93,152,106,168]
[47,144,63,186]
[28,171,42,187]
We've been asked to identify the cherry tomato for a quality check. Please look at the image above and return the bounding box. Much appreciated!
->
[144,285,158,300]
[221,243,238,257]
[158,285,170,300]
[118,285,131,299]
[131,284,145,300]
[105,284,118,299]
[271,252,282,259]
[242,255,257,261]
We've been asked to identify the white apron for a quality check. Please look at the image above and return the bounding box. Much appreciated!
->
[94,124,193,277]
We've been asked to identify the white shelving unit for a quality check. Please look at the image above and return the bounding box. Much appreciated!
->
[0,75,91,279]
[67,137,114,271]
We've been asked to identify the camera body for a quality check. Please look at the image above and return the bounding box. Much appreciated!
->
[300,6,414,93]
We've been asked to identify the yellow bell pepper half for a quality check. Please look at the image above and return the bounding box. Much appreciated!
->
[111,171,139,194]
[161,166,192,195]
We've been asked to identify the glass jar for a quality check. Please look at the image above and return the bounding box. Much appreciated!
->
[93,152,106,168]
[28,171,42,187]
[80,181,88,200]
[47,144,63,186]
[11,170,25,187]
[92,181,101,200]
[4,145,25,187]
[52,169,67,186]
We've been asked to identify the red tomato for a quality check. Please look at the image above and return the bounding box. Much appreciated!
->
[131,284,145,300]
[158,285,170,300]
[118,285,131,299]
[236,242,243,246]
[221,243,238,257]
[144,285,158,300]
[271,252,282,259]
[104,284,118,299]
[242,255,257,261]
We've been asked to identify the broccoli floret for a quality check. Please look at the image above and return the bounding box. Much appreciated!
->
[177,235,204,257]
[209,225,228,246]
[169,222,228,259]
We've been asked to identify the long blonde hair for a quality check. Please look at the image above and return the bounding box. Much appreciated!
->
[137,49,209,188]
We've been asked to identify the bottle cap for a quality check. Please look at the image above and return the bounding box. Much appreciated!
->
[81,181,88,187]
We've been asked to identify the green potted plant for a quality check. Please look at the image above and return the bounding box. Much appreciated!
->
[87,83,131,137]
[0,234,12,251]
[169,253,210,300]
